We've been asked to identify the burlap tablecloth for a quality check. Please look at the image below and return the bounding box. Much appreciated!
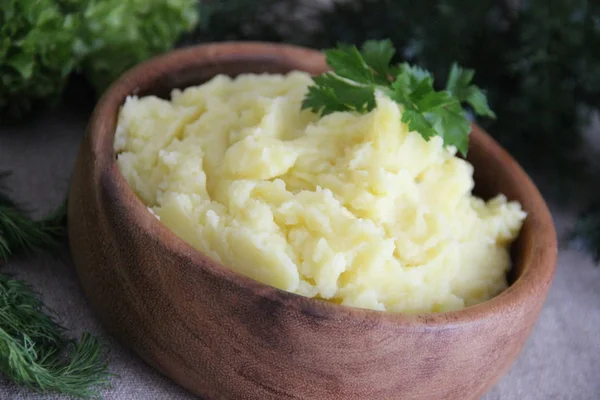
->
[1,105,599,399]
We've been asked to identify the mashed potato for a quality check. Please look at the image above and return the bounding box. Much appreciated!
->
[114,71,526,313]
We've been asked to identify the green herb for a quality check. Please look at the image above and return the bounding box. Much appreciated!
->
[0,0,82,120]
[445,63,495,119]
[0,184,67,261]
[301,40,495,155]
[0,0,199,121]
[0,275,111,398]
[0,175,110,398]
[76,0,199,94]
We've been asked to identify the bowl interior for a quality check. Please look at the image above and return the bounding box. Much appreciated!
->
[103,43,553,311]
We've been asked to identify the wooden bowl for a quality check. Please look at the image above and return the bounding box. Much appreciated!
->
[68,42,557,400]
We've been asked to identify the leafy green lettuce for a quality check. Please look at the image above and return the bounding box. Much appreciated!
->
[0,0,199,121]
[76,0,199,93]
[0,0,81,120]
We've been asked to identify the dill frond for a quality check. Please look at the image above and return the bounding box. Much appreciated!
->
[0,275,111,398]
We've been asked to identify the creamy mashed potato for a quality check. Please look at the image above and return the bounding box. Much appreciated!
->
[114,71,526,313]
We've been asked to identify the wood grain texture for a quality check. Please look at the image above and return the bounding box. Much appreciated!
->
[67,42,558,400]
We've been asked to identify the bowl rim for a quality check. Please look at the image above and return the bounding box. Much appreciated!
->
[86,41,558,327]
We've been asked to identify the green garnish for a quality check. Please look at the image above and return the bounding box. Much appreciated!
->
[0,187,67,261]
[0,174,111,398]
[0,0,199,121]
[445,63,496,119]
[0,275,111,398]
[302,39,496,156]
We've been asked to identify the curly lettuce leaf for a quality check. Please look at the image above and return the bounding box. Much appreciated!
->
[0,0,81,120]
[77,0,199,94]
[0,0,199,121]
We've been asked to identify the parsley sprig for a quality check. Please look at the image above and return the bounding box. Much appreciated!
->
[301,39,495,155]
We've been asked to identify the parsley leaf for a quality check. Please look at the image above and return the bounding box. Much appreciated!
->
[302,40,496,156]
[446,62,496,119]
[390,65,471,154]
[302,74,376,116]
[361,39,395,84]
[324,44,374,84]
